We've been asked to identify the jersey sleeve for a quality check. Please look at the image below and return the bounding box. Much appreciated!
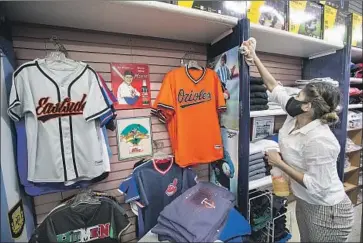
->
[214,72,227,112]
[118,175,141,203]
[155,72,175,121]
[83,69,112,122]
[7,72,32,121]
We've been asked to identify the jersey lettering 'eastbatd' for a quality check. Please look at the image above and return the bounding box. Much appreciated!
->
[36,94,87,122]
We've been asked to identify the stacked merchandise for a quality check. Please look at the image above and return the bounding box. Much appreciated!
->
[344,155,351,170]
[269,196,291,242]
[250,77,269,111]
[151,182,251,242]
[347,110,362,130]
[351,63,363,79]
[119,158,197,237]
[249,190,271,242]
[295,77,339,89]
[7,52,117,196]
[29,190,131,243]
[249,139,278,181]
[349,87,362,105]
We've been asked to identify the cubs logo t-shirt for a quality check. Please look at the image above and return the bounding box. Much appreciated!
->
[119,159,197,235]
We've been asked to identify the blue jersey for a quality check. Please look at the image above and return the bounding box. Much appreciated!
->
[119,159,197,236]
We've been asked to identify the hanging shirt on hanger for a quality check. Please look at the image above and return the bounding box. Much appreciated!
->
[8,59,111,184]
[119,159,197,237]
[152,66,226,167]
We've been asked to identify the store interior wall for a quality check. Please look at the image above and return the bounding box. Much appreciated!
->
[12,23,302,242]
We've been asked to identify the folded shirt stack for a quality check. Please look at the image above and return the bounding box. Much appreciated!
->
[295,77,339,88]
[249,139,280,181]
[152,182,251,242]
[349,87,362,104]
[351,63,363,78]
[250,77,269,111]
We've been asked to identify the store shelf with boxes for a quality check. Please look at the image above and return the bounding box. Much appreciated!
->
[345,35,363,204]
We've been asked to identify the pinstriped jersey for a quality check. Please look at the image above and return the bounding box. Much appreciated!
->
[7,59,111,183]
[153,66,226,167]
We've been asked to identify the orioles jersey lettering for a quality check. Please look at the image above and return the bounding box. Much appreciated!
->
[152,66,226,167]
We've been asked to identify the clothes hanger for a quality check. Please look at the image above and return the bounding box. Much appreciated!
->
[45,36,80,70]
[70,189,100,208]
[152,140,173,164]
[181,52,203,70]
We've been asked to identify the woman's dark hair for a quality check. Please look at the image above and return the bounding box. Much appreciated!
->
[303,82,341,124]
[124,70,134,76]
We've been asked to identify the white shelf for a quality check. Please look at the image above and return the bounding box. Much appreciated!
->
[250,109,286,118]
[351,47,362,63]
[250,23,344,58]
[249,176,272,191]
[348,104,363,109]
[350,78,363,84]
[3,1,237,44]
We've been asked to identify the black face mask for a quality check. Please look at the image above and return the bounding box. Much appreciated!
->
[286,97,308,117]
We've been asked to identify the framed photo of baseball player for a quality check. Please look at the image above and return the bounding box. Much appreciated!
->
[111,63,151,110]
[117,117,153,160]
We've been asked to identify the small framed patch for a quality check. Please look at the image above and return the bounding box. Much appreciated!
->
[8,199,25,238]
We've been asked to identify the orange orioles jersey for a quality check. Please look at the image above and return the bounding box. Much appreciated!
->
[152,66,226,167]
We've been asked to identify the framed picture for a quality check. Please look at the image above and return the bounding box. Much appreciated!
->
[111,63,151,110]
[252,116,275,141]
[117,117,153,160]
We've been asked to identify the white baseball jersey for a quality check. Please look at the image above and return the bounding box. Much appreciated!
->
[8,59,111,183]
[117,82,140,104]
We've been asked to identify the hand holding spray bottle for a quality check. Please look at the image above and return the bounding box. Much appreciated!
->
[266,148,290,197]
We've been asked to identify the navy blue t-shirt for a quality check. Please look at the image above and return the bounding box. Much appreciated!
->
[119,159,197,236]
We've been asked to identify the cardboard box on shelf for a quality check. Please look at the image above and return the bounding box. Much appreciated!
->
[177,1,246,19]
[177,1,223,15]
[352,13,362,48]
[321,2,347,45]
[247,0,288,30]
[288,1,324,39]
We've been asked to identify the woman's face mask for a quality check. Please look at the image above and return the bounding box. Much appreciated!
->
[286,97,309,117]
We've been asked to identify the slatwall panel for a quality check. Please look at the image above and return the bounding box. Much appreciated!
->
[11,23,209,242]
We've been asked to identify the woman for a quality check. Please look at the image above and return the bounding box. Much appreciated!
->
[242,38,354,242]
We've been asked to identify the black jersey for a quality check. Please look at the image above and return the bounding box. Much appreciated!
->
[29,197,130,243]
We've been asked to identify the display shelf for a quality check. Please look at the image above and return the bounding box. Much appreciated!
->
[348,104,363,109]
[351,47,363,63]
[250,23,344,58]
[250,109,286,118]
[344,165,360,174]
[346,147,362,153]
[2,1,237,44]
[347,126,363,132]
[249,175,272,191]
[344,182,358,192]
[350,78,363,84]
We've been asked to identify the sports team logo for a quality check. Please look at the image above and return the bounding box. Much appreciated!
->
[8,200,25,239]
[120,124,150,154]
[165,178,178,196]
[201,198,216,209]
